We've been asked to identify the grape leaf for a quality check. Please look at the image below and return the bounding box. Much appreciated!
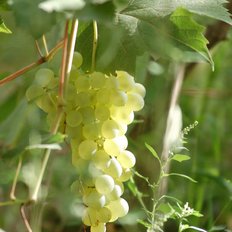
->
[171,154,190,162]
[123,0,232,25]
[0,17,11,33]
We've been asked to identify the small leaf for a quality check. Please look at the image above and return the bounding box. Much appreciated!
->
[26,143,62,150]
[171,154,190,162]
[41,132,66,144]
[145,143,161,163]
[189,226,207,232]
[164,173,197,183]
[0,17,11,34]
[137,219,150,228]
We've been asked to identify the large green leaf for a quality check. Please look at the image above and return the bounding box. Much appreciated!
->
[123,0,232,25]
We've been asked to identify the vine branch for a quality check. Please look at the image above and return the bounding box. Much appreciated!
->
[91,20,98,72]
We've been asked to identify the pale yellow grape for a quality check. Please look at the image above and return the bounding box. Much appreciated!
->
[113,135,128,150]
[93,150,111,170]
[118,122,128,135]
[83,190,106,209]
[36,94,55,112]
[103,139,122,157]
[66,110,82,127]
[66,125,82,139]
[90,72,106,89]
[95,105,110,121]
[35,68,54,87]
[126,92,144,111]
[131,83,146,98]
[110,90,127,106]
[82,207,98,226]
[110,106,134,124]
[83,122,101,140]
[72,52,83,68]
[88,162,103,179]
[75,92,91,107]
[107,184,123,201]
[117,150,136,168]
[118,168,132,182]
[104,157,122,178]
[88,89,98,105]
[78,140,97,160]
[75,75,90,92]
[79,107,95,124]
[105,75,119,89]
[91,223,106,232]
[95,174,114,194]
[47,77,58,89]
[116,71,135,91]
[108,198,129,218]
[96,88,111,105]
[65,84,76,102]
[97,208,111,223]
[26,85,44,101]
[101,120,120,139]
[69,68,79,82]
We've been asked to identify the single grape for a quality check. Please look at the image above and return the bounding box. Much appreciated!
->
[36,94,55,112]
[95,105,110,121]
[105,75,119,89]
[108,198,129,218]
[26,85,44,102]
[66,110,82,127]
[106,184,123,201]
[110,90,127,106]
[90,72,106,89]
[103,139,123,157]
[93,150,111,170]
[130,82,146,98]
[110,106,134,125]
[118,168,132,182]
[82,207,98,226]
[83,122,101,140]
[97,208,111,223]
[96,88,111,105]
[126,92,144,111]
[79,107,95,124]
[95,174,114,194]
[91,223,106,232]
[104,157,122,178]
[117,150,136,168]
[66,125,83,139]
[75,75,90,92]
[83,190,106,209]
[75,92,91,107]
[116,71,135,91]
[101,119,120,139]
[78,140,97,160]
[35,68,54,87]
[72,52,83,68]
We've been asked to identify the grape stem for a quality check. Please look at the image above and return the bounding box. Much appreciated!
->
[91,20,98,72]
[42,34,49,56]
[20,204,33,232]
[35,40,44,58]
[0,39,64,87]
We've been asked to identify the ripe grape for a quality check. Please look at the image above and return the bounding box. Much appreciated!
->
[66,110,82,127]
[83,190,106,209]
[78,140,97,160]
[90,223,106,232]
[95,174,114,194]
[101,119,120,139]
[72,52,83,68]
[35,68,54,87]
[117,150,136,168]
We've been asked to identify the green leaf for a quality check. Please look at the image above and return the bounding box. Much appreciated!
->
[123,0,232,25]
[137,219,150,228]
[164,173,197,183]
[145,143,161,163]
[26,143,62,150]
[169,8,214,69]
[41,132,66,144]
[171,154,191,162]
[0,17,11,33]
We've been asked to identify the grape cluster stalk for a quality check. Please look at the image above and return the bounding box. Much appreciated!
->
[26,52,146,232]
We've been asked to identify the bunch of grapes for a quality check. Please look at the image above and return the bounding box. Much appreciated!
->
[26,52,145,232]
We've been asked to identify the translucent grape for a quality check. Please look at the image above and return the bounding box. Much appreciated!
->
[101,120,120,139]
[79,140,97,160]
[96,88,111,105]
[104,157,122,178]
[83,122,101,140]
[110,90,127,106]
[26,85,44,101]
[95,174,114,194]
[90,72,106,89]
[66,110,82,127]
[118,168,132,182]
[91,223,106,232]
[97,208,111,223]
[35,68,54,87]
[105,75,119,89]
[72,52,83,68]
[106,184,123,201]
[117,150,136,168]
[93,150,111,170]
[116,71,135,91]
[75,75,90,92]
[66,125,82,140]
[108,198,129,218]
[36,94,55,112]
[75,92,91,107]
[79,107,95,124]
[83,190,106,209]
[103,139,123,157]
[95,105,110,121]
[126,92,144,111]
[110,106,134,125]
[130,83,146,98]
[82,207,98,226]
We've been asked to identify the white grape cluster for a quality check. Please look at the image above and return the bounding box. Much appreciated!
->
[26,52,145,232]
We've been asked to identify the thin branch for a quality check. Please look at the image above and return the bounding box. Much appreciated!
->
[59,20,70,102]
[35,40,43,58]
[42,35,49,56]
[20,204,33,232]
[0,40,64,87]
[10,156,22,200]
[91,20,98,72]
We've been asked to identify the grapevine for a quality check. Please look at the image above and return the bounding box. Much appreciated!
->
[26,52,145,231]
